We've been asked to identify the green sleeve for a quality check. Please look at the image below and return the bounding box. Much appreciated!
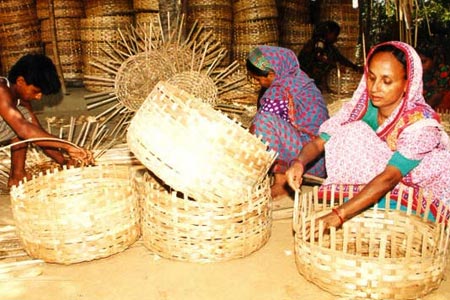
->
[387,151,421,176]
[319,132,330,142]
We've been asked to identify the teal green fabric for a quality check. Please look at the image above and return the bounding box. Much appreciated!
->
[247,47,273,72]
[361,100,379,130]
[388,151,421,176]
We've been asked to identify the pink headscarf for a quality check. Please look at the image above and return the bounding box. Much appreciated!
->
[328,41,440,149]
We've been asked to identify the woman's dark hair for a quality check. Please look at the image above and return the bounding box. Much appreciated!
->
[313,20,341,39]
[8,53,61,95]
[246,58,271,77]
[369,44,407,78]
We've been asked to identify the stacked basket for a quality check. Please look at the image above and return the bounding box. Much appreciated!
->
[133,170,272,263]
[186,0,233,66]
[37,0,85,86]
[232,0,279,67]
[81,0,134,92]
[133,0,159,26]
[277,0,312,55]
[0,0,42,75]
[127,81,277,262]
[293,184,450,299]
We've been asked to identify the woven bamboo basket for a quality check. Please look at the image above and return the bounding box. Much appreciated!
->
[127,81,277,203]
[133,0,159,12]
[232,0,278,22]
[232,42,278,67]
[85,0,134,17]
[44,41,83,81]
[0,0,36,24]
[114,52,177,111]
[167,71,218,105]
[36,0,84,20]
[10,164,140,265]
[135,12,159,26]
[277,0,309,23]
[81,41,116,92]
[80,16,133,42]
[40,18,81,43]
[233,19,279,45]
[0,19,42,75]
[133,169,272,263]
[187,3,233,21]
[293,185,450,299]
[328,67,361,96]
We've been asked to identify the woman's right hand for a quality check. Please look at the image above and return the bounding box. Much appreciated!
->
[286,159,305,191]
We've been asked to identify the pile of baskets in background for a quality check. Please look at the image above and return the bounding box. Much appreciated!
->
[0,0,361,94]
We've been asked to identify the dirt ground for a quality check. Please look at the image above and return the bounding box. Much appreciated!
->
[1,88,450,300]
[1,191,450,300]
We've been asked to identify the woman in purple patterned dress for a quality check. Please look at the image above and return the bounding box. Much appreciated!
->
[246,45,329,199]
[286,41,450,233]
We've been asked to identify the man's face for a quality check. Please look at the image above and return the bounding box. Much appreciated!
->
[17,76,43,101]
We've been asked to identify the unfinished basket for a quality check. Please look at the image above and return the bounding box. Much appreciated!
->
[10,164,140,265]
[133,169,272,263]
[127,81,277,203]
[114,52,176,112]
[293,185,450,300]
[167,71,218,105]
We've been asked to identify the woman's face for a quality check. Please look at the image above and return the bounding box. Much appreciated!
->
[249,71,275,89]
[367,51,407,114]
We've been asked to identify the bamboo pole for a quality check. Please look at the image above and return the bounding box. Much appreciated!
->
[47,0,67,95]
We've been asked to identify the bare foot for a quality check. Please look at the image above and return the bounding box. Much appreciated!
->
[270,173,292,200]
[270,182,290,200]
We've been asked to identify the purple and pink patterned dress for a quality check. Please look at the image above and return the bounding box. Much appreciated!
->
[248,46,329,177]
[319,41,450,220]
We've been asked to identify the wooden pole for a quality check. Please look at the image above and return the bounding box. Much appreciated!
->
[47,0,67,95]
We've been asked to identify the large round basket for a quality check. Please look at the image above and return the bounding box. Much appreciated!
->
[127,81,277,203]
[133,169,272,263]
[10,164,140,265]
[293,185,450,299]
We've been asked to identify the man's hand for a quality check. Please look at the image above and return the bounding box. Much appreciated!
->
[67,147,95,166]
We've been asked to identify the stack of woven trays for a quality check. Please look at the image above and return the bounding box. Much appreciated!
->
[278,0,311,55]
[186,0,233,66]
[133,169,272,263]
[127,81,277,262]
[232,0,279,67]
[37,0,85,85]
[293,184,450,299]
[0,0,42,74]
[10,164,140,265]
[133,0,159,27]
[81,0,134,92]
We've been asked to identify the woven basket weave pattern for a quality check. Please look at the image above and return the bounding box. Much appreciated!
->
[10,164,140,265]
[135,170,272,263]
[127,81,277,203]
[293,185,450,299]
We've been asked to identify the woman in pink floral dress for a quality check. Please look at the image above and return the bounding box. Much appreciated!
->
[286,41,450,230]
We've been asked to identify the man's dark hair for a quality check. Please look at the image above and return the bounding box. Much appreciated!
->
[313,20,341,39]
[8,53,61,95]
